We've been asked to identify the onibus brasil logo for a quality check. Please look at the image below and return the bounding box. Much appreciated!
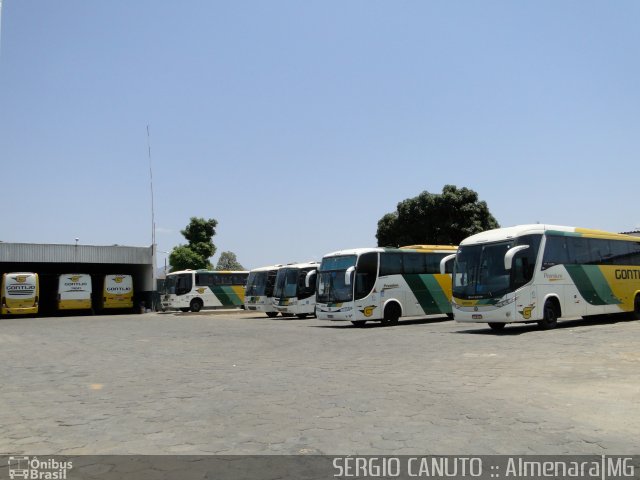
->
[7,456,73,479]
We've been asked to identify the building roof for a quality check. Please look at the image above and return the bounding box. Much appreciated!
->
[0,242,153,264]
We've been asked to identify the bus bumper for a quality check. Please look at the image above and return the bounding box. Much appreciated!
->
[316,304,356,321]
[452,298,518,324]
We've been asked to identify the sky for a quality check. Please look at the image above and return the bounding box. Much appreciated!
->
[1,1,639,270]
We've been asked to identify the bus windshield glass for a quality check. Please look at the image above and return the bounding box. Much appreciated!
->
[453,241,514,299]
[453,235,541,299]
[273,269,300,299]
[246,272,269,296]
[317,255,357,303]
[164,273,192,296]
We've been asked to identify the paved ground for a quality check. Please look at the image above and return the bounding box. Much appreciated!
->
[1,311,639,455]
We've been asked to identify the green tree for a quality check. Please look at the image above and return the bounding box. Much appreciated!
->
[376,185,500,247]
[216,251,245,271]
[168,217,218,271]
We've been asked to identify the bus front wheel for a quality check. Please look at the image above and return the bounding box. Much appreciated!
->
[266,311,278,318]
[538,300,558,330]
[351,320,366,327]
[488,322,505,331]
[190,299,203,313]
[381,303,400,326]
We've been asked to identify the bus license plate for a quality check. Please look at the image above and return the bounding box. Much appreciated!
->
[327,315,334,319]
[472,314,483,320]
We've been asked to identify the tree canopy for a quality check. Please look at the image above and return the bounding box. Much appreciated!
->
[376,185,500,247]
[168,217,218,271]
[216,251,245,271]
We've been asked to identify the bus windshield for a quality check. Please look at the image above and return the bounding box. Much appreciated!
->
[317,255,357,303]
[453,235,541,299]
[246,272,269,296]
[273,269,300,299]
[164,273,192,296]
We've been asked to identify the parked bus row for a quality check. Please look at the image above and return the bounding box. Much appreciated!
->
[242,246,457,323]
[1,273,134,317]
[240,224,640,331]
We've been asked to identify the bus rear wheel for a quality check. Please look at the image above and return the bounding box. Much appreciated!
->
[190,299,203,313]
[538,300,558,330]
[632,295,640,320]
[296,313,308,319]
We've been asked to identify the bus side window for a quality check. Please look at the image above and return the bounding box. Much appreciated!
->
[630,241,640,265]
[402,253,424,274]
[444,257,454,274]
[542,236,568,270]
[610,241,631,265]
[380,253,403,276]
[232,274,247,285]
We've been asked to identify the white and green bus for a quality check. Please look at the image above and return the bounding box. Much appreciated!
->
[161,269,249,312]
[315,245,457,326]
[244,264,283,317]
[452,224,640,331]
[272,261,319,318]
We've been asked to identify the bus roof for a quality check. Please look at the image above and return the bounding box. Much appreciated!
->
[249,264,286,273]
[460,224,640,245]
[167,269,248,276]
[322,245,457,258]
[400,244,458,252]
[278,261,319,269]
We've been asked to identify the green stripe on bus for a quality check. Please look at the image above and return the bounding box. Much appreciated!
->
[565,265,618,306]
[211,286,241,306]
[403,274,452,314]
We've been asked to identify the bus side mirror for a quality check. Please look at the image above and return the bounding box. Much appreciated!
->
[504,245,529,270]
[345,266,355,285]
[440,253,457,274]
[305,270,317,288]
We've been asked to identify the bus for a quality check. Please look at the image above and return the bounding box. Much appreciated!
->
[315,245,457,326]
[272,261,319,318]
[451,224,640,331]
[161,269,249,312]
[244,264,283,317]
[1,272,39,316]
[102,274,134,310]
[57,273,92,311]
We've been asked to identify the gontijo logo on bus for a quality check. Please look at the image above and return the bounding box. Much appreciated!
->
[196,287,207,294]
[106,276,132,293]
[64,275,88,288]
[518,304,535,319]
[360,305,377,317]
[6,275,36,295]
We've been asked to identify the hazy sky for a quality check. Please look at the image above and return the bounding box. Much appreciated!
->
[1,1,639,270]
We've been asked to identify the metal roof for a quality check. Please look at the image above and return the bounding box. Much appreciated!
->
[0,242,153,264]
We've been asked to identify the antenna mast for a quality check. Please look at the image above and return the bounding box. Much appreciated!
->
[147,125,156,248]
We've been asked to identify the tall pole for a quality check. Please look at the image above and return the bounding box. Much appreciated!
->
[0,0,4,57]
[147,125,156,249]
[147,125,156,310]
